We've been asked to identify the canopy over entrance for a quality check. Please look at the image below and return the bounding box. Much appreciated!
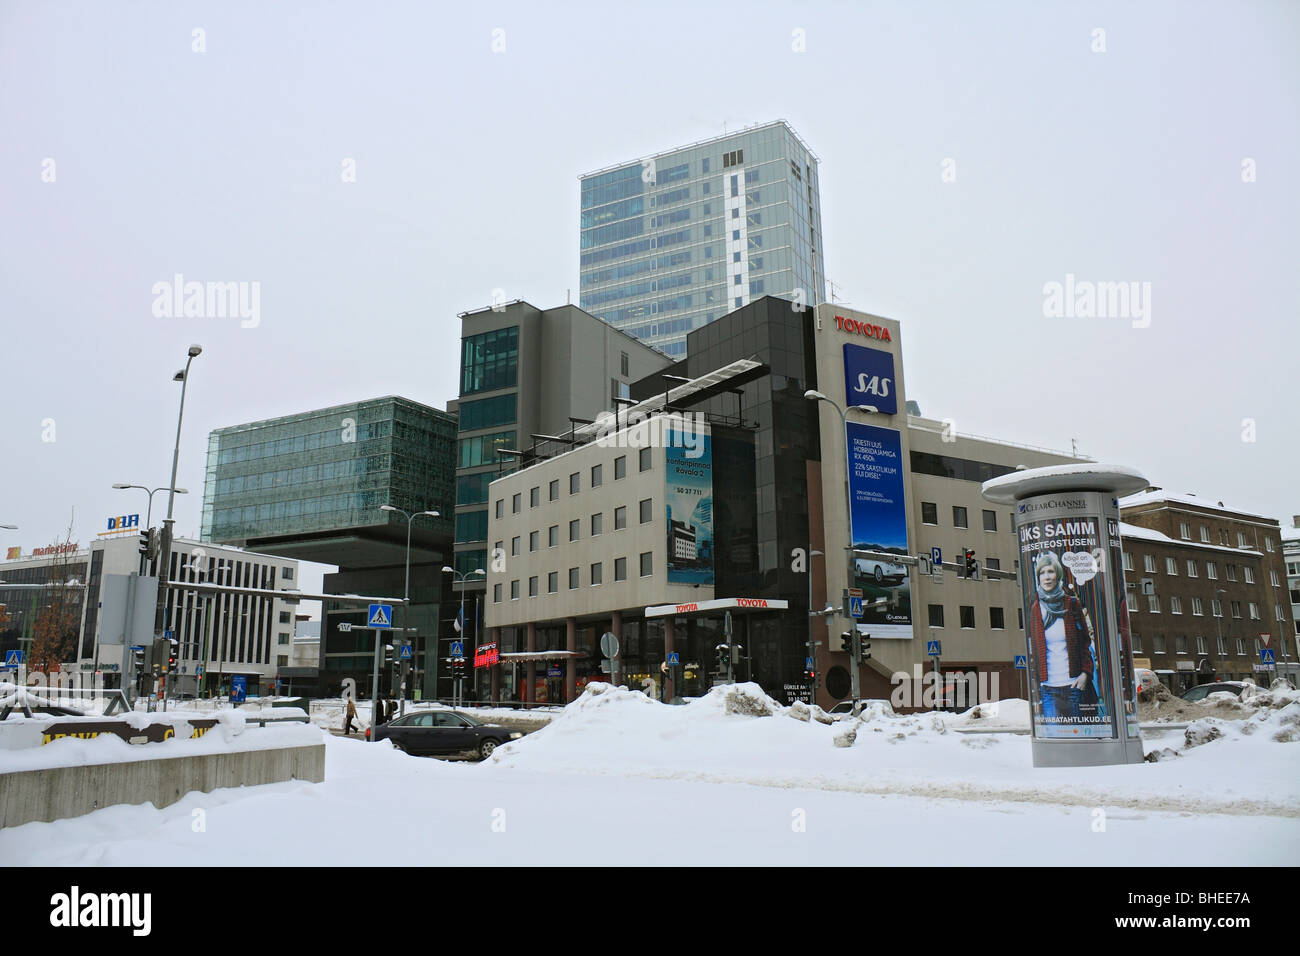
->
[644,597,789,618]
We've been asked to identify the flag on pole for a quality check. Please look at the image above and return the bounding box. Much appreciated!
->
[453,607,464,633]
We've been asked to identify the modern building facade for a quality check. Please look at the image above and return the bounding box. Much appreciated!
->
[479,297,1085,708]
[202,396,457,698]
[1118,493,1296,689]
[1284,518,1300,683]
[0,533,300,696]
[452,300,672,676]
[579,121,826,358]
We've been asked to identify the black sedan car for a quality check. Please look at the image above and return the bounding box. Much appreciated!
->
[367,709,523,759]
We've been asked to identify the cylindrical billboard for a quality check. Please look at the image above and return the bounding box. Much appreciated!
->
[984,466,1146,767]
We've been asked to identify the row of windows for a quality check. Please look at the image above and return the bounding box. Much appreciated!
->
[492,552,654,601]
[1133,633,1257,656]
[460,326,518,396]
[211,491,384,527]
[494,450,653,516]
[212,456,388,497]
[492,497,654,551]
[1175,520,1276,552]
[216,420,393,465]
[920,503,1001,532]
[457,393,517,433]
[911,452,1018,485]
[581,249,693,287]
[1123,551,1274,586]
[1136,594,1270,620]
[457,430,516,469]
[927,604,1020,630]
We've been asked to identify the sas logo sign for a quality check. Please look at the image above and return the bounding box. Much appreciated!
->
[842,344,898,415]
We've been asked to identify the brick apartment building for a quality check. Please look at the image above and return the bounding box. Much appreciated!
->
[1118,490,1294,692]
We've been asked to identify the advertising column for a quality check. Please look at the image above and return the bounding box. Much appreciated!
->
[982,464,1147,767]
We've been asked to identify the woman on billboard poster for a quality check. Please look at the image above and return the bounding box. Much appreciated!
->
[1029,552,1101,723]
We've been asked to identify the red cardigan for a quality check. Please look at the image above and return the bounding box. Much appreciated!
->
[1028,595,1094,684]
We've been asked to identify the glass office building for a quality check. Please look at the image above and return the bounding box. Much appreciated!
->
[579,120,826,358]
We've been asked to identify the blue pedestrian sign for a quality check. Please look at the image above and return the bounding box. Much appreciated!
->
[450,641,464,657]
[399,644,412,660]
[805,656,814,670]
[926,640,942,657]
[1013,654,1027,670]
[367,604,393,628]
[848,595,864,619]
[4,649,24,667]
[667,652,680,665]
[931,546,942,567]
[1260,648,1276,664]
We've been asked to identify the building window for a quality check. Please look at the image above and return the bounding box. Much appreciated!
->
[982,510,997,532]
[1248,602,1260,620]
[1227,565,1237,582]
[952,506,968,529]
[928,604,944,628]
[1200,525,1210,542]
[279,611,291,624]
[1123,552,1134,572]
[591,464,603,488]
[1207,561,1218,580]
[277,655,289,667]
[1238,532,1248,548]
[511,535,520,556]
[1265,537,1275,552]
[1170,596,1182,615]
[528,576,538,597]
[549,479,559,501]
[591,562,602,586]
[615,506,627,530]
[548,526,558,548]
[1236,638,1245,656]
[569,519,580,542]
[1152,634,1166,654]
[569,567,579,590]
[1216,635,1226,656]
[990,607,1005,630]
[1243,567,1255,584]
[1143,555,1156,573]
[1186,559,1197,578]
[921,502,938,525]
[1179,521,1190,540]
[985,558,1001,571]
[1212,598,1222,617]
[1148,594,1160,613]
[620,351,629,376]
[493,583,502,603]
[569,472,580,495]
[1231,601,1242,619]
[591,512,603,536]
[1220,530,1229,546]
[615,557,627,581]
[529,531,539,552]
[282,567,294,581]
[639,498,652,523]
[513,493,521,514]
[495,500,504,519]
[640,551,653,576]
[530,487,539,508]
[1165,557,1178,576]
[1192,597,1203,616]
[460,325,518,395]
[1132,632,1142,653]
[278,633,290,645]
[1017,607,1024,630]
[959,606,976,629]
[1196,635,1207,654]
[1175,635,1188,654]
[639,447,652,472]
[547,572,558,594]
[510,580,519,600]
[1269,569,1279,587]
[615,456,626,480]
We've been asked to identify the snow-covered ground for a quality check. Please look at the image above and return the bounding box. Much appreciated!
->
[3,682,1297,866]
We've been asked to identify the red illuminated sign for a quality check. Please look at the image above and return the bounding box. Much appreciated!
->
[474,643,499,668]
[834,314,892,343]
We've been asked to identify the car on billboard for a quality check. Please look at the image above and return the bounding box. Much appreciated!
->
[854,555,907,586]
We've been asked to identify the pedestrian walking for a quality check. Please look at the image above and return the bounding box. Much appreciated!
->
[343,697,358,735]
[375,696,386,725]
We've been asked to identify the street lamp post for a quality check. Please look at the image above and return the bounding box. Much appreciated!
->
[1215,588,1227,679]
[804,390,879,712]
[379,505,440,717]
[185,561,230,700]
[112,484,189,532]
[806,548,823,704]
[442,566,486,706]
[152,345,201,713]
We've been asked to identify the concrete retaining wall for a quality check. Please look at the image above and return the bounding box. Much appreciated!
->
[0,743,324,829]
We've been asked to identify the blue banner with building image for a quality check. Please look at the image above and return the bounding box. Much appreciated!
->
[665,428,713,585]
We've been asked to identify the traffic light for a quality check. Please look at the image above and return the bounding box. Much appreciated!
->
[859,634,872,664]
[838,631,853,653]
[715,642,730,670]
[963,549,978,579]
[167,640,178,674]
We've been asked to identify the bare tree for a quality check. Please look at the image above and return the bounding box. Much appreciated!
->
[28,513,82,675]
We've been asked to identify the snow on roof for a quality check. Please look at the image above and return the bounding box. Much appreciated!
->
[1281,524,1300,543]
[1118,522,1262,556]
[1119,489,1269,520]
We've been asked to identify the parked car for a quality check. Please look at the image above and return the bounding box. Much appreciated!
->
[1179,681,1259,703]
[828,699,895,718]
[367,709,523,759]
[854,555,907,586]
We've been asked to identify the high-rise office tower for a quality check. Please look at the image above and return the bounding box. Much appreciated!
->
[579,120,826,358]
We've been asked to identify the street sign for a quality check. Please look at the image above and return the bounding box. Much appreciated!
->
[399,644,412,660]
[931,546,942,567]
[848,595,864,619]
[667,652,680,665]
[547,665,563,678]
[926,640,942,657]
[847,587,863,599]
[367,604,393,628]
[805,656,814,670]
[600,662,613,674]
[1259,633,1271,647]
[600,631,620,658]
[5,650,24,667]
[1260,648,1276,665]
[129,644,145,652]
[196,665,204,676]
[1013,654,1027,670]
[450,641,465,657]
[338,622,353,632]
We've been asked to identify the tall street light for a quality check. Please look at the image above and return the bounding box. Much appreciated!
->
[153,344,201,713]
[379,505,440,717]
[804,389,880,712]
[806,548,824,704]
[442,565,486,706]
[112,484,188,531]
[1215,587,1227,679]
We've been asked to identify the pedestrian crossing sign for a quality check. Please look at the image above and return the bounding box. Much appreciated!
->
[367,604,393,628]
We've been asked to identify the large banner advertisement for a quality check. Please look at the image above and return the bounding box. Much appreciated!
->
[845,421,912,638]
[842,344,898,415]
[665,428,713,585]
[1015,506,1120,740]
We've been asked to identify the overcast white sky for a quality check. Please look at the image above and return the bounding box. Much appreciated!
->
[2,0,1296,601]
